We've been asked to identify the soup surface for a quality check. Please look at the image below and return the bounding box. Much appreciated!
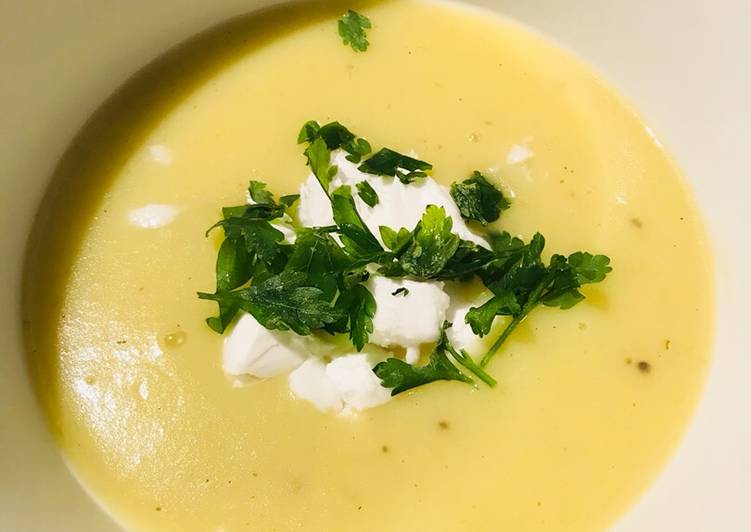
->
[25,1,714,530]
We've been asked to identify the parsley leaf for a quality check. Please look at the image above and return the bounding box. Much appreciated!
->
[304,137,337,193]
[356,181,379,207]
[358,148,432,184]
[248,180,276,204]
[205,238,254,333]
[297,120,321,144]
[299,121,373,175]
[285,228,352,299]
[200,271,344,336]
[331,185,384,259]
[476,236,612,367]
[450,171,510,225]
[338,10,371,52]
[399,205,461,279]
[338,283,377,351]
[379,226,412,252]
[374,324,473,395]
[279,194,300,208]
[466,292,520,337]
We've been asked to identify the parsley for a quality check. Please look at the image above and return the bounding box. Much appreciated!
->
[450,171,510,225]
[358,148,432,184]
[338,10,371,52]
[356,181,379,207]
[298,121,373,185]
[199,271,344,336]
[391,287,409,297]
[399,205,460,279]
[338,284,377,351]
[305,137,337,193]
[374,324,473,395]
[375,322,497,394]
[472,237,613,367]
[248,180,275,204]
[379,226,411,252]
[331,185,384,259]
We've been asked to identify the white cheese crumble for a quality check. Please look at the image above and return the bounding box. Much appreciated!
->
[223,313,308,378]
[127,204,180,229]
[288,353,391,414]
[288,358,344,413]
[367,276,450,352]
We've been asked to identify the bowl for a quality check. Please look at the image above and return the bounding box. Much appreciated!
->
[1,1,749,530]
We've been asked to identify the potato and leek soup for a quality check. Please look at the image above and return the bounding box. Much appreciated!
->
[24,1,713,531]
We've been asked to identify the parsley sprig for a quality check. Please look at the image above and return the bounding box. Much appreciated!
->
[338,10,372,52]
[199,120,612,396]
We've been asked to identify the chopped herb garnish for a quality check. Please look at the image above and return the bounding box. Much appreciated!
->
[331,185,384,259]
[358,148,433,184]
[398,205,460,279]
[450,171,510,225]
[374,323,473,395]
[200,119,613,395]
[379,226,411,253]
[338,283,377,351]
[356,181,379,207]
[199,271,344,336]
[338,10,371,52]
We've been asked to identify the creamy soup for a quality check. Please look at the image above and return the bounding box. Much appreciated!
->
[24,1,714,531]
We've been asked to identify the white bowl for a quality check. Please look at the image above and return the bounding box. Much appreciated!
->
[1,1,749,530]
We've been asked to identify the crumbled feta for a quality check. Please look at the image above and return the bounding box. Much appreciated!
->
[506,143,534,165]
[446,303,480,353]
[127,204,180,229]
[223,313,308,378]
[444,282,484,357]
[289,353,390,414]
[288,358,344,413]
[297,151,488,247]
[326,354,391,412]
[367,276,450,351]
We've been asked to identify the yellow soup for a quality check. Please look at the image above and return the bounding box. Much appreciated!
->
[25,1,714,531]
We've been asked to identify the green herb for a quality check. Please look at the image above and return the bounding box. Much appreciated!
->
[450,171,510,225]
[285,228,352,299]
[474,237,613,367]
[356,181,379,207]
[338,10,371,52]
[248,180,276,204]
[374,323,473,395]
[338,283,377,351]
[358,148,432,184]
[199,271,345,336]
[379,226,411,252]
[399,205,460,279]
[305,137,337,193]
[331,185,384,259]
[279,194,300,208]
[465,292,520,336]
[392,287,409,297]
